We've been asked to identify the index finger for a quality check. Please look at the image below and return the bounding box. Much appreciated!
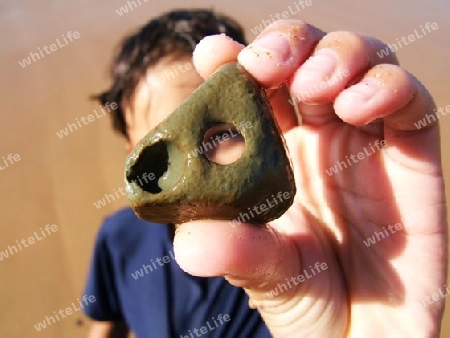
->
[193,20,324,86]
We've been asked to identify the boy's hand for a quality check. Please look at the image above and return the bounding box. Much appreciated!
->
[174,20,447,337]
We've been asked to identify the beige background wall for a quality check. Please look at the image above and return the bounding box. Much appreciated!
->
[0,0,449,336]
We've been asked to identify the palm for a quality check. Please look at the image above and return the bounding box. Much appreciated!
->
[264,120,447,337]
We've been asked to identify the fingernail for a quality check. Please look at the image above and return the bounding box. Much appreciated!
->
[296,49,338,84]
[247,32,292,64]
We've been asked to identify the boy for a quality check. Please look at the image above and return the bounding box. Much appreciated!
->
[84,9,271,338]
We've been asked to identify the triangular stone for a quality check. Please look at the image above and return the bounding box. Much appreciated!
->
[125,62,295,224]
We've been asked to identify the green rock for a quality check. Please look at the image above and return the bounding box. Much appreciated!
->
[125,62,295,224]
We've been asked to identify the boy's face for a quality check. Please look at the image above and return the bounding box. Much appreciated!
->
[124,55,245,164]
[124,55,203,152]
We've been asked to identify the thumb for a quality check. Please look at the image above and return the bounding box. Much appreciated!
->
[173,220,298,292]
[173,218,346,337]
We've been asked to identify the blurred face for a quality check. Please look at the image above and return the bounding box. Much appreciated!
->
[124,55,245,164]
[124,55,203,150]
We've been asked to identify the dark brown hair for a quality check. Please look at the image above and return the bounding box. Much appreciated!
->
[94,9,247,139]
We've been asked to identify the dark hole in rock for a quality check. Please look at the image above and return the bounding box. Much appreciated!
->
[126,141,168,193]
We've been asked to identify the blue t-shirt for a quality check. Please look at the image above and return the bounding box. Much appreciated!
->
[83,207,271,338]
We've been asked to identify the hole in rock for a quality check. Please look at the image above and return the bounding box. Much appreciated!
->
[126,141,168,193]
[202,123,245,165]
